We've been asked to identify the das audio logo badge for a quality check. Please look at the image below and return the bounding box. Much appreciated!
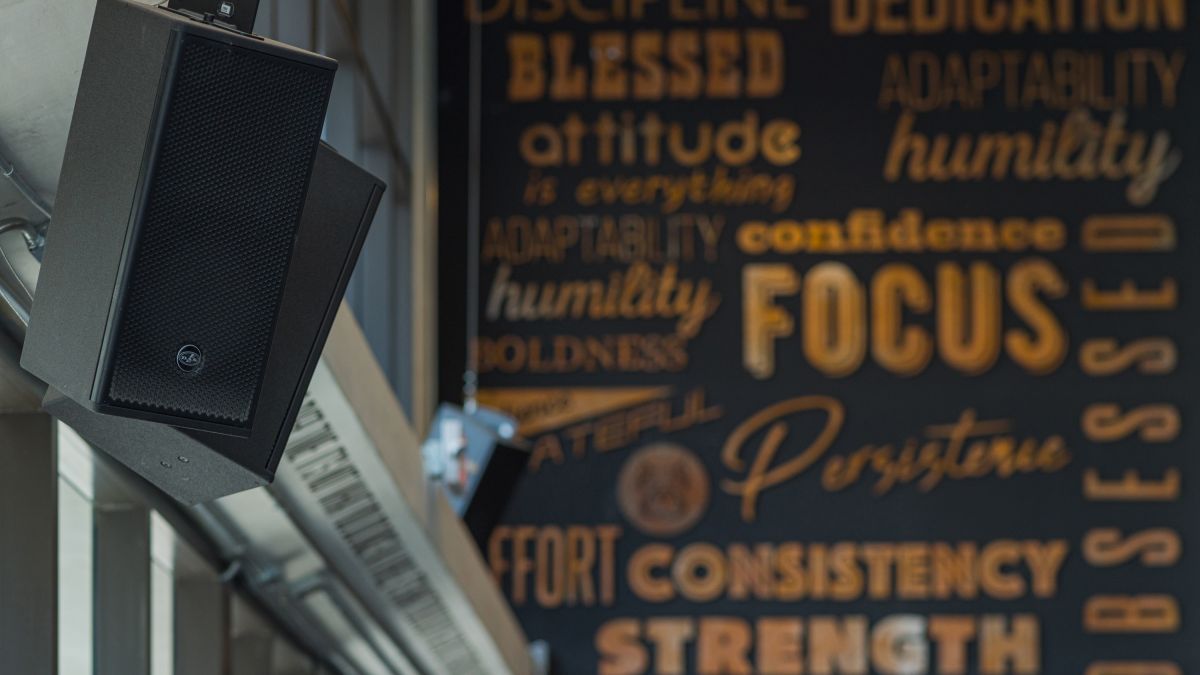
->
[175,344,204,373]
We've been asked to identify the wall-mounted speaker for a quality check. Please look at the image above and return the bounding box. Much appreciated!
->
[43,142,385,503]
[23,0,337,436]
[425,405,528,551]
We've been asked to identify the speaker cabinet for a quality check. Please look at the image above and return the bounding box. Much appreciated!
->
[427,405,529,551]
[23,0,336,436]
[43,142,385,503]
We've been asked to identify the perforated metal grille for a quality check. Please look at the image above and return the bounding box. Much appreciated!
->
[103,33,332,429]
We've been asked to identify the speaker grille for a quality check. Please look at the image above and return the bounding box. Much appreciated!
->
[102,33,332,430]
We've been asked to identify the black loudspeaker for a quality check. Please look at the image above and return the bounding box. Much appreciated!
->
[43,142,385,503]
[22,0,336,436]
[426,405,529,550]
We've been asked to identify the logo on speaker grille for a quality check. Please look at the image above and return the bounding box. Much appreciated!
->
[176,345,203,373]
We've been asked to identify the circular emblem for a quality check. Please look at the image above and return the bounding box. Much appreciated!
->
[175,344,203,373]
[617,442,710,537]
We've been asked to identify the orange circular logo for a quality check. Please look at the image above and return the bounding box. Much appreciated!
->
[617,443,710,537]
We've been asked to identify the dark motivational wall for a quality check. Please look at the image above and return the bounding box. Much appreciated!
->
[437,1,1198,673]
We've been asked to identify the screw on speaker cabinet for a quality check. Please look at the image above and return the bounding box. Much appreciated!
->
[22,0,336,437]
[43,142,385,504]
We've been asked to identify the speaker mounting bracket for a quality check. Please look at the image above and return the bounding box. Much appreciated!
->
[166,0,260,35]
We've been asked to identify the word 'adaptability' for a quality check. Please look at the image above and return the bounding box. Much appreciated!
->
[878,48,1186,112]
